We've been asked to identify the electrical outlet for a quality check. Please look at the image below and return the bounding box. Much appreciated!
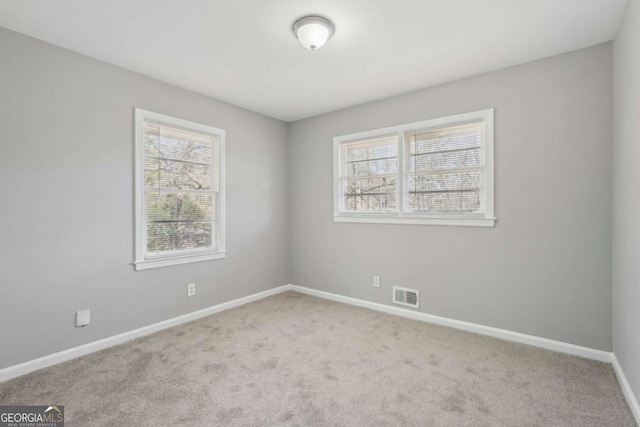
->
[76,309,90,327]
[373,276,381,288]
[187,283,196,297]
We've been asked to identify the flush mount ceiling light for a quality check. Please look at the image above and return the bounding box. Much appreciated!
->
[292,16,335,51]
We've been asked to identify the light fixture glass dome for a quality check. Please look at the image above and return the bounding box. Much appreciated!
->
[293,16,334,50]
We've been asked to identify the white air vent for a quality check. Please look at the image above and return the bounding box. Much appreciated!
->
[393,286,419,308]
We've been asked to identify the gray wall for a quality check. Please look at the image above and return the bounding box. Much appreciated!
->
[0,28,290,369]
[613,0,640,406]
[288,44,613,351]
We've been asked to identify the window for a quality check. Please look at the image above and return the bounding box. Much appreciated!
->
[134,109,226,270]
[333,109,495,227]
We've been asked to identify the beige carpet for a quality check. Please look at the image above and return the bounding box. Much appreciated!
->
[0,291,635,426]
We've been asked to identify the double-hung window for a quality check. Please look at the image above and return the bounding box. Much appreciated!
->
[333,109,495,227]
[134,109,226,270]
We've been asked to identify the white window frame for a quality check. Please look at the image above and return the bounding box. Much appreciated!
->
[333,109,495,227]
[134,108,226,270]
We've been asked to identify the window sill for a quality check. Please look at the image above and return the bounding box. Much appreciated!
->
[134,251,227,271]
[333,215,496,227]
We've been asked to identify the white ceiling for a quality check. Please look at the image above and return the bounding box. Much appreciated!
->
[0,0,629,122]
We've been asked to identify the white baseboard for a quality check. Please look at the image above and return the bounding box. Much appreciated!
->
[288,285,613,363]
[612,354,640,425]
[0,285,290,383]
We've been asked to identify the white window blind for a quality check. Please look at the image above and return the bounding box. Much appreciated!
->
[333,109,495,227]
[134,109,226,270]
[339,135,399,212]
[405,122,483,213]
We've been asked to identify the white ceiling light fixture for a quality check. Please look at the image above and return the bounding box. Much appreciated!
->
[293,16,335,51]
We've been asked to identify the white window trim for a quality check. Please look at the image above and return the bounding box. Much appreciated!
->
[134,108,226,271]
[333,109,495,227]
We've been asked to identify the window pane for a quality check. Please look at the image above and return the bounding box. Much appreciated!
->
[343,177,396,211]
[408,123,481,154]
[147,222,213,253]
[144,157,160,187]
[145,157,212,190]
[345,157,398,177]
[408,170,481,212]
[144,122,214,164]
[407,122,483,173]
[341,137,398,177]
[144,134,159,158]
[410,148,481,172]
[409,190,480,212]
[144,121,216,250]
[346,139,397,162]
[340,135,398,212]
[408,171,480,193]
[405,121,483,213]
[146,192,214,221]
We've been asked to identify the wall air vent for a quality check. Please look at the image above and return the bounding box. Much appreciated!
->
[393,286,419,309]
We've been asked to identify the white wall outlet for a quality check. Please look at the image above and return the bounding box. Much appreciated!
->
[76,309,90,327]
[187,283,196,297]
[373,276,381,288]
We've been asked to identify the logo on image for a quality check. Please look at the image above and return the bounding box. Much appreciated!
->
[0,405,64,427]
